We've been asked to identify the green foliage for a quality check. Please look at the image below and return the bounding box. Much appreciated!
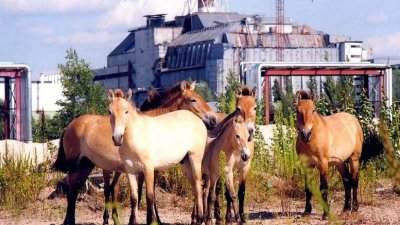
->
[216,71,241,114]
[56,48,108,130]
[271,78,295,118]
[319,76,355,114]
[393,69,400,102]
[193,80,215,102]
[306,76,318,98]
[0,146,47,213]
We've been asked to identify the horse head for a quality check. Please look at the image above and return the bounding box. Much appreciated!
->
[236,86,257,141]
[295,90,316,142]
[231,109,252,162]
[176,81,217,129]
[107,88,134,146]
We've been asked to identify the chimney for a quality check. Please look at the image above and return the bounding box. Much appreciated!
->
[198,0,216,12]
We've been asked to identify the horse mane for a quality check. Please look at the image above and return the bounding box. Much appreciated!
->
[208,107,242,138]
[241,86,252,96]
[114,89,125,98]
[140,82,191,111]
[296,90,312,100]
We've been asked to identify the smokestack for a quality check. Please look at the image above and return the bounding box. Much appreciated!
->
[198,0,216,13]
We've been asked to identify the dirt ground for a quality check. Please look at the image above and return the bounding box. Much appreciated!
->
[1,183,400,225]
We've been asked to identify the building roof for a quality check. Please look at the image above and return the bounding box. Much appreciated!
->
[108,32,135,57]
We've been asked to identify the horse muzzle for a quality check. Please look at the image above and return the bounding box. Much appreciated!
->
[301,129,312,142]
[240,148,251,162]
[204,113,217,130]
[112,135,124,146]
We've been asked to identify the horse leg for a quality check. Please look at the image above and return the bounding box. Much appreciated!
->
[180,159,197,225]
[214,178,223,225]
[302,172,312,217]
[126,173,139,225]
[206,174,218,225]
[64,159,94,225]
[188,157,205,225]
[349,157,360,212]
[336,163,352,212]
[225,168,240,224]
[224,185,234,225]
[144,167,158,224]
[238,163,251,223]
[102,170,112,225]
[153,171,162,224]
[110,172,122,225]
[319,162,329,220]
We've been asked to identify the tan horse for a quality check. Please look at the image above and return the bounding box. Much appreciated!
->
[202,86,257,224]
[202,107,252,225]
[53,81,216,225]
[108,89,207,225]
[295,90,363,219]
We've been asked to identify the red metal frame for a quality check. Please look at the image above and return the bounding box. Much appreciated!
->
[263,67,386,124]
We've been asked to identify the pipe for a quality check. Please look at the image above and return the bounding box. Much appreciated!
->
[0,63,32,142]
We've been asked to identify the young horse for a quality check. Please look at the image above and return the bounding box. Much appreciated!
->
[202,107,252,225]
[53,81,216,225]
[108,89,207,225]
[295,90,363,219]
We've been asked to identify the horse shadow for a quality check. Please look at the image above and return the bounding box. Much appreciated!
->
[247,211,303,221]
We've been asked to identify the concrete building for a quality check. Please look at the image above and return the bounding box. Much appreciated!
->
[94,1,372,105]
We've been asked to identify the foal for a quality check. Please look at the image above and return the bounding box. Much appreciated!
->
[295,90,363,219]
[203,107,252,225]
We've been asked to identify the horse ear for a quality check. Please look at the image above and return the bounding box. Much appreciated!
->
[107,89,114,100]
[190,81,196,90]
[125,89,133,101]
[295,91,302,105]
[180,80,187,94]
[237,88,242,98]
[251,87,257,98]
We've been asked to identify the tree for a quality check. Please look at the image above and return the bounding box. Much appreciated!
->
[55,48,109,133]
[394,69,400,102]
[193,80,215,102]
[217,71,241,114]
[272,77,295,118]
[306,76,318,99]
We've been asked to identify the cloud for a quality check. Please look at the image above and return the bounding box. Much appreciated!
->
[45,31,126,46]
[0,0,114,14]
[365,11,388,25]
[364,32,400,57]
[97,0,185,30]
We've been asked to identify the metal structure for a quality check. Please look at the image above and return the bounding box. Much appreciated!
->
[0,63,32,142]
[258,62,392,124]
[275,0,284,62]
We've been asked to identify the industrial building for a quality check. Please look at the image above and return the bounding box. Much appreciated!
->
[94,0,380,106]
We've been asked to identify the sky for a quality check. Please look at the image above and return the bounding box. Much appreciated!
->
[0,0,399,80]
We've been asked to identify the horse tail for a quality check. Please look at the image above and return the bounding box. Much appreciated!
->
[52,130,68,173]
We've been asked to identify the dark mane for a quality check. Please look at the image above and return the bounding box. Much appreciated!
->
[140,82,190,111]
[296,90,312,100]
[241,86,251,96]
[114,89,125,98]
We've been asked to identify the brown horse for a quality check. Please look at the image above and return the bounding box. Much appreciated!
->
[295,90,363,219]
[53,81,216,225]
[202,107,252,225]
[108,89,207,225]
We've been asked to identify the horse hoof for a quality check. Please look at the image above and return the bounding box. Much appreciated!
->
[301,212,311,217]
[322,213,329,220]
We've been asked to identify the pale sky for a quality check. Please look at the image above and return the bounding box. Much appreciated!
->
[0,0,399,80]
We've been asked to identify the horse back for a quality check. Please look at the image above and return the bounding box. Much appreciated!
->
[323,112,363,162]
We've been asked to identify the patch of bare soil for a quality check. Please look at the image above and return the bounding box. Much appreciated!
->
[1,184,400,225]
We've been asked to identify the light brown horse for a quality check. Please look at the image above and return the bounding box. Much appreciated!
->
[202,107,252,225]
[295,90,363,219]
[53,81,216,225]
[108,89,207,225]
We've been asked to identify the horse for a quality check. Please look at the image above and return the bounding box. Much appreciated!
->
[295,90,363,219]
[108,88,207,225]
[53,80,216,225]
[202,107,252,225]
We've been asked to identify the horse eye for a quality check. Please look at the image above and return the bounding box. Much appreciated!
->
[236,134,240,139]
[190,99,197,103]
[312,109,316,113]
[108,110,112,115]
[125,110,129,114]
